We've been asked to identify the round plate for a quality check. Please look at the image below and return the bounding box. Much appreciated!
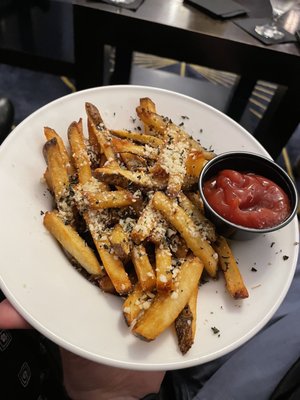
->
[0,85,298,370]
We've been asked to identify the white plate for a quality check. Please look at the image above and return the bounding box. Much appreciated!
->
[0,85,298,371]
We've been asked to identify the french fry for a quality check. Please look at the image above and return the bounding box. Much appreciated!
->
[68,119,92,185]
[152,191,218,278]
[43,138,69,201]
[120,152,148,171]
[43,211,103,277]
[175,286,198,355]
[112,137,159,160]
[84,211,133,296]
[44,126,75,176]
[95,237,132,296]
[109,223,131,261]
[111,129,163,148]
[185,150,208,178]
[123,283,151,326]
[82,189,138,210]
[177,192,216,243]
[94,167,165,191]
[131,244,156,292]
[139,97,157,135]
[85,102,119,166]
[131,200,162,244]
[132,256,204,341]
[213,236,249,299]
[155,242,173,292]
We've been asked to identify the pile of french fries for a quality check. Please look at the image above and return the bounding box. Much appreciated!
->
[42,97,248,354]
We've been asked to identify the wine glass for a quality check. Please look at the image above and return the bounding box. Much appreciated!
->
[108,0,136,4]
[255,0,300,40]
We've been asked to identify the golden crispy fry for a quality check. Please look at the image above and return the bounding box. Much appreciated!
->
[175,286,198,355]
[132,256,204,341]
[120,152,148,171]
[84,211,133,296]
[109,223,131,261]
[123,283,150,326]
[112,137,159,160]
[148,218,168,245]
[152,191,218,278]
[43,138,75,225]
[43,138,69,201]
[139,97,157,135]
[131,200,162,244]
[111,129,163,147]
[177,192,216,243]
[213,236,249,299]
[85,102,119,166]
[95,237,132,296]
[185,150,208,178]
[155,242,173,292]
[94,167,165,191]
[82,189,138,210]
[44,127,75,176]
[43,211,103,277]
[132,244,156,292]
[68,119,92,185]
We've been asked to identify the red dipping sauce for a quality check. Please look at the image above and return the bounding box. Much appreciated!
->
[203,169,291,229]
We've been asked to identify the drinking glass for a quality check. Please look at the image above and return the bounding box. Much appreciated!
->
[255,0,300,40]
[108,0,136,4]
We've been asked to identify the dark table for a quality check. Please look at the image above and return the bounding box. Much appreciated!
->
[72,0,300,158]
[0,1,75,77]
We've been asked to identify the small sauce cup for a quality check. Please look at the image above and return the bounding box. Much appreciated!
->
[198,151,298,240]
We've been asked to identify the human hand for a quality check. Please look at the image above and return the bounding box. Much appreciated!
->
[0,299,165,400]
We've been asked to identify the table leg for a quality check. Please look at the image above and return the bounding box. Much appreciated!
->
[110,46,133,85]
[253,83,300,159]
[226,76,257,122]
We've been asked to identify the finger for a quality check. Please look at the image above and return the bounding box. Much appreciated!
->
[0,299,32,329]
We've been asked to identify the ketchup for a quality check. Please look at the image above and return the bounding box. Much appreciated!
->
[203,169,291,229]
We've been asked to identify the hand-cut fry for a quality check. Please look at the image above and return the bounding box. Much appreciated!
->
[95,237,132,296]
[123,283,154,326]
[131,245,156,292]
[139,97,158,135]
[148,218,168,244]
[43,138,75,225]
[150,124,190,197]
[94,167,165,191]
[43,211,103,277]
[109,223,131,261]
[68,119,92,185]
[185,150,208,178]
[84,211,133,296]
[213,236,249,299]
[132,256,204,341]
[120,152,148,171]
[177,192,216,243]
[43,137,70,201]
[152,191,218,278]
[85,102,119,166]
[175,286,198,355]
[155,242,173,292]
[82,189,139,210]
[131,200,162,244]
[112,137,159,160]
[111,129,164,148]
[44,127,74,176]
